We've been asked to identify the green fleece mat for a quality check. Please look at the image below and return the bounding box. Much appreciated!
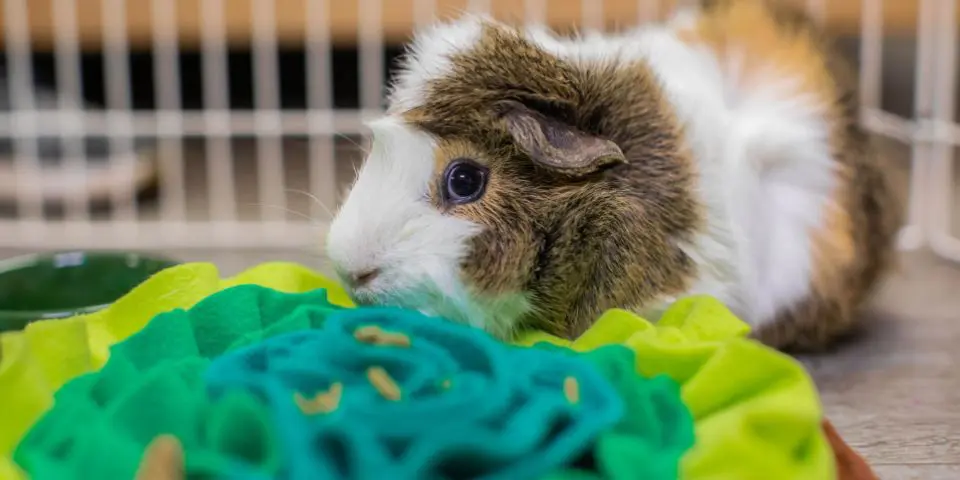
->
[14,285,694,480]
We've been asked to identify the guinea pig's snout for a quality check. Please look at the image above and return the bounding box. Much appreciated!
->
[342,267,381,290]
[351,268,381,288]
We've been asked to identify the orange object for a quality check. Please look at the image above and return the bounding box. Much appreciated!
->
[822,419,879,480]
[134,435,184,480]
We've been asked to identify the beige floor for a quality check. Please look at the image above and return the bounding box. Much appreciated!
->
[795,250,960,479]
[41,246,950,479]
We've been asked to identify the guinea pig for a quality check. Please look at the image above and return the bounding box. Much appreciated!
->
[324,0,901,351]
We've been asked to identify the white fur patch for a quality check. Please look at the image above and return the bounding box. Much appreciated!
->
[326,117,477,305]
[635,20,836,327]
[387,15,486,114]
[326,116,530,337]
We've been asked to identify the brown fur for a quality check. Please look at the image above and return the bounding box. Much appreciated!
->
[684,0,900,350]
[405,21,699,338]
[398,0,899,348]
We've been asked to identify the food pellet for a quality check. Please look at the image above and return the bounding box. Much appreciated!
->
[354,325,412,348]
[294,382,343,414]
[440,379,452,390]
[135,435,184,480]
[563,376,580,404]
[367,366,402,401]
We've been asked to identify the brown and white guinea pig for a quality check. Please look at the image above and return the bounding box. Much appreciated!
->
[324,0,901,350]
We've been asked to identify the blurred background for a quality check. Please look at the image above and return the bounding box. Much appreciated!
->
[0,0,956,269]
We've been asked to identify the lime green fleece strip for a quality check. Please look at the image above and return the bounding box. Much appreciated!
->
[13,288,693,480]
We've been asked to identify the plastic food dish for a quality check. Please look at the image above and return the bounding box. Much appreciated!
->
[0,251,178,332]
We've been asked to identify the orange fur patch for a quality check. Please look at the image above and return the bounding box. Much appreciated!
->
[676,0,835,114]
[810,188,856,297]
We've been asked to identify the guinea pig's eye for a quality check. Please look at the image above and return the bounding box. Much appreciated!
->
[443,158,488,204]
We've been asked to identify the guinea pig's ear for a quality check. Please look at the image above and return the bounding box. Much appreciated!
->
[495,100,626,177]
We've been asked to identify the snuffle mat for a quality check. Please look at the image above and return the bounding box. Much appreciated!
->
[0,262,875,480]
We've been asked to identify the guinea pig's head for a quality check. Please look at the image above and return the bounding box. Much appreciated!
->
[326,16,695,338]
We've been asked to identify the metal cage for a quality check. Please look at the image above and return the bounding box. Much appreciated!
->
[0,0,957,263]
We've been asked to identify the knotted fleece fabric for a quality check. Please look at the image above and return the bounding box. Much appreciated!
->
[14,286,694,479]
[2,261,840,480]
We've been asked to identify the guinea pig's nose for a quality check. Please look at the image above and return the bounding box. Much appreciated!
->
[349,268,381,288]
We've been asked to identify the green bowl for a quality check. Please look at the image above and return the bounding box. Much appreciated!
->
[0,251,179,332]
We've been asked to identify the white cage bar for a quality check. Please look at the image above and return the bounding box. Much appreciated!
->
[200,0,238,226]
[2,0,43,223]
[926,0,960,260]
[102,0,136,221]
[305,0,338,221]
[251,0,287,225]
[151,0,187,226]
[0,0,956,263]
[52,0,88,222]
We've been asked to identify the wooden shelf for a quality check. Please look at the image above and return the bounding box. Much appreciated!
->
[0,0,938,51]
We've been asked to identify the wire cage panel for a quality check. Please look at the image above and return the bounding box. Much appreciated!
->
[0,0,956,262]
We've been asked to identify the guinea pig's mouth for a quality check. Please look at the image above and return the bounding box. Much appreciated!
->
[347,289,382,307]
[343,277,482,327]
[349,286,439,312]
[335,266,520,337]
[340,275,426,309]
[339,281,384,306]
[350,290,442,320]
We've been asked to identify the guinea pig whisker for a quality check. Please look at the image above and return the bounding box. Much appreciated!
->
[247,202,322,225]
[283,189,337,219]
[335,133,370,155]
